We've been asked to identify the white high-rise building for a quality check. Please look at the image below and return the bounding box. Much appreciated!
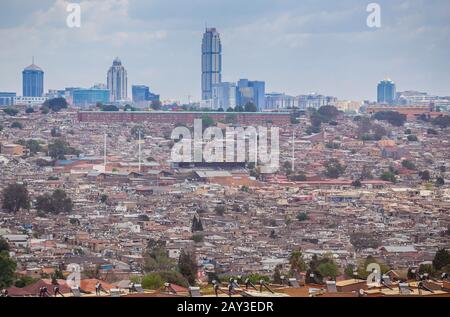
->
[107,57,128,102]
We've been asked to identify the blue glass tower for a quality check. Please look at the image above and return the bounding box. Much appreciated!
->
[202,27,222,100]
[377,79,396,105]
[22,60,44,97]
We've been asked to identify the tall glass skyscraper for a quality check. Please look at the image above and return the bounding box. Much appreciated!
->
[377,79,396,105]
[107,57,128,102]
[22,60,44,97]
[202,27,222,100]
[236,79,266,111]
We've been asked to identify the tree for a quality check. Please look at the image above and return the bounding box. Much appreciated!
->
[48,139,80,160]
[124,104,136,112]
[419,170,431,181]
[2,183,30,213]
[178,250,197,286]
[35,189,73,215]
[234,105,245,112]
[432,249,450,271]
[101,104,119,111]
[143,239,175,273]
[289,250,307,275]
[141,273,164,290]
[150,100,162,110]
[324,159,345,179]
[131,125,146,140]
[11,121,23,129]
[356,256,389,279]
[350,232,380,251]
[381,171,397,183]
[402,160,416,170]
[100,194,108,203]
[0,250,17,288]
[215,205,226,216]
[17,139,42,155]
[352,180,362,188]
[191,215,204,232]
[407,135,418,142]
[273,265,282,284]
[244,102,257,112]
[431,115,450,128]
[201,114,215,129]
[436,177,445,187]
[25,107,34,114]
[296,212,309,222]
[51,127,62,137]
[40,106,50,114]
[317,105,340,123]
[43,98,68,112]
[3,108,19,116]
[373,111,406,127]
[317,262,339,280]
[0,237,10,253]
[191,234,204,243]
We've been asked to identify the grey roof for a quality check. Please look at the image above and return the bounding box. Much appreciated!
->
[24,64,43,72]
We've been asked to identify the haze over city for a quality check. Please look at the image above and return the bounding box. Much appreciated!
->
[1,0,450,102]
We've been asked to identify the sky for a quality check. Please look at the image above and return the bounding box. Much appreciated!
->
[0,0,449,103]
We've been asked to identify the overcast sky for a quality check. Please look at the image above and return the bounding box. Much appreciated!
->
[0,0,449,102]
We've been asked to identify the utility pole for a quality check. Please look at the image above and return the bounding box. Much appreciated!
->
[291,129,295,172]
[104,133,107,171]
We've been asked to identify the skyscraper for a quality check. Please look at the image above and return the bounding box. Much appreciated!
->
[132,85,160,105]
[236,79,265,110]
[107,57,128,102]
[212,82,236,110]
[202,27,222,100]
[22,59,44,97]
[377,79,396,105]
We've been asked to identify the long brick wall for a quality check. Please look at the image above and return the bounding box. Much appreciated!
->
[77,111,291,126]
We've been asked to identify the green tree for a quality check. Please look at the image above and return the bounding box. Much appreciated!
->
[402,160,416,170]
[436,177,445,187]
[215,205,226,216]
[317,262,339,280]
[373,111,406,127]
[131,125,146,140]
[2,183,30,213]
[352,180,362,188]
[35,189,73,215]
[25,107,34,114]
[244,102,257,112]
[151,100,162,110]
[178,250,197,286]
[289,250,307,275]
[0,237,10,253]
[48,139,80,160]
[101,104,119,111]
[350,232,380,251]
[273,265,282,284]
[296,212,309,222]
[11,121,23,129]
[191,215,204,232]
[324,159,345,179]
[0,251,17,288]
[3,108,19,116]
[43,97,68,112]
[381,171,397,183]
[419,170,431,181]
[141,273,164,289]
[407,135,418,142]
[432,249,450,271]
[201,114,215,129]
[143,239,175,273]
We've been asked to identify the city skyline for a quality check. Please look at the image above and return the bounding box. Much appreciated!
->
[0,0,450,103]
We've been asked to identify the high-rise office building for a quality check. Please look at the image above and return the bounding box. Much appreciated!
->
[212,82,236,110]
[132,85,160,105]
[377,79,396,105]
[0,92,16,106]
[236,79,265,110]
[72,88,110,107]
[22,59,44,97]
[107,57,128,102]
[202,27,222,100]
